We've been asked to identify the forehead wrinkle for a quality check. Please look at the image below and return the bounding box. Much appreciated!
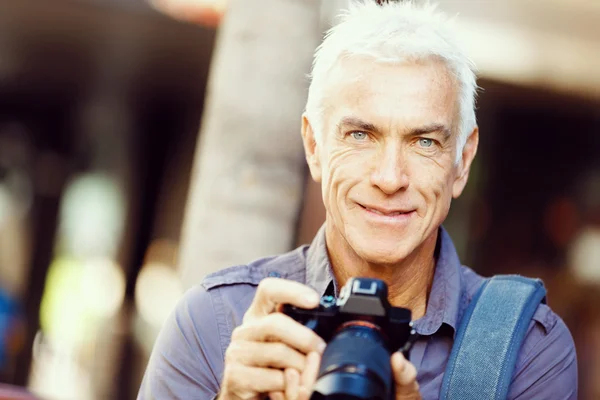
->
[323,57,460,141]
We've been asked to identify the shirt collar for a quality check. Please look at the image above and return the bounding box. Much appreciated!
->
[304,224,463,336]
[412,226,462,336]
[305,225,337,297]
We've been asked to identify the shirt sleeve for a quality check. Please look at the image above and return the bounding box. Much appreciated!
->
[137,285,224,400]
[508,311,578,400]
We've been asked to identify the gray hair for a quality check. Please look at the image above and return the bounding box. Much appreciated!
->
[305,0,479,162]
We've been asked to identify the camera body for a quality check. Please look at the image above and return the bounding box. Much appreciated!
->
[282,277,417,399]
[282,277,416,354]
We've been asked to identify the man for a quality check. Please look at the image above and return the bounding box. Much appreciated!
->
[139,1,578,399]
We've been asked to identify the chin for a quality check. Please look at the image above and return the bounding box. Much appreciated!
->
[348,233,417,266]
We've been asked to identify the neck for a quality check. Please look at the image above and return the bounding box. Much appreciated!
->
[325,223,437,320]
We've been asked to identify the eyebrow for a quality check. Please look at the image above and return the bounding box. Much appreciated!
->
[337,117,452,139]
[337,116,380,133]
[408,123,452,139]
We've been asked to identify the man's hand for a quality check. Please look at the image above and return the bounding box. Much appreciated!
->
[277,350,419,400]
[392,352,421,399]
[287,351,421,400]
[218,278,326,400]
[269,352,321,400]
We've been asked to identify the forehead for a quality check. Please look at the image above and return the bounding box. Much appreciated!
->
[322,56,459,131]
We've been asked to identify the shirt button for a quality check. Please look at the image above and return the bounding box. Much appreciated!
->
[268,271,281,278]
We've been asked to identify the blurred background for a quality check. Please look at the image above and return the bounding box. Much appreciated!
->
[0,0,597,398]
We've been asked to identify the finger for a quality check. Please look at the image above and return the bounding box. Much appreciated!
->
[297,386,312,400]
[301,352,321,391]
[233,313,326,354]
[225,340,306,371]
[392,352,417,386]
[269,392,285,400]
[285,368,300,400]
[391,352,420,397]
[224,364,285,395]
[246,278,320,319]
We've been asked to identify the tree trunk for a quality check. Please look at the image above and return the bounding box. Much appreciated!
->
[178,0,323,288]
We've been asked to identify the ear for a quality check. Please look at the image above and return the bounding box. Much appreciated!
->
[301,114,322,183]
[452,126,479,198]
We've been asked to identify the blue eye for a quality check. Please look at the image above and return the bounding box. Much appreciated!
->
[350,131,368,141]
[419,138,434,148]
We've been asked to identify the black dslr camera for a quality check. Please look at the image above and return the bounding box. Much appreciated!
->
[282,277,417,400]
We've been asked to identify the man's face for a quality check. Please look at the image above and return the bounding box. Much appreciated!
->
[302,56,478,264]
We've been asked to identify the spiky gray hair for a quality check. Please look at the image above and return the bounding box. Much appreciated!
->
[305,0,478,163]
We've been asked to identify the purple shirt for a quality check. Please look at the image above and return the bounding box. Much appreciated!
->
[138,226,577,399]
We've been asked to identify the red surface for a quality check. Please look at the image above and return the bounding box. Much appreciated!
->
[153,3,225,28]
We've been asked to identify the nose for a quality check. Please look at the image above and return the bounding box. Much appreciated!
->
[370,143,409,195]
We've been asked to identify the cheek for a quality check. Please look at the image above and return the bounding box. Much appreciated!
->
[322,148,367,206]
[412,159,456,203]
[412,169,454,225]
[432,175,457,216]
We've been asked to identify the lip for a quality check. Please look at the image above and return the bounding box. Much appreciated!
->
[358,203,415,216]
[356,203,417,225]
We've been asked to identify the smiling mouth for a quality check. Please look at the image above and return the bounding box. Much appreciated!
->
[358,204,414,217]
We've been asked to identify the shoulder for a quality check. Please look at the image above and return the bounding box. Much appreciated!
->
[510,301,577,398]
[179,246,309,346]
[166,245,311,336]
[149,246,311,384]
[458,266,563,336]
[458,266,577,398]
[200,245,308,291]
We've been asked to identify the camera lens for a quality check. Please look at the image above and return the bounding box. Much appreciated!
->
[310,324,392,400]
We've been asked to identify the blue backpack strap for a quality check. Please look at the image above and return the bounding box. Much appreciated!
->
[439,275,546,400]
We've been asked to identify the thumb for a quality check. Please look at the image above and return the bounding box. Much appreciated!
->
[391,352,420,399]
